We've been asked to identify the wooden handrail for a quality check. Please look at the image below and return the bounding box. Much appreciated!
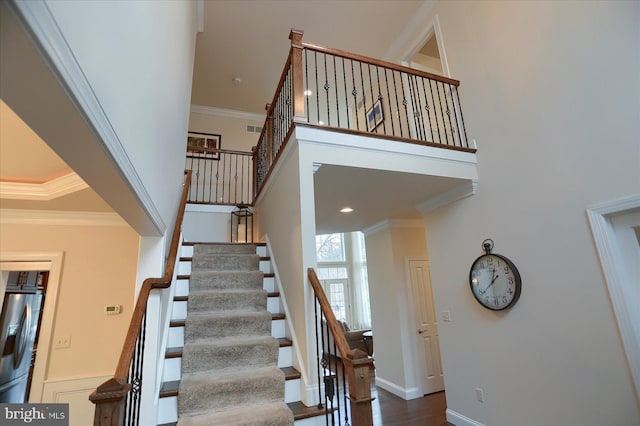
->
[302,41,461,87]
[90,169,192,425]
[308,268,374,425]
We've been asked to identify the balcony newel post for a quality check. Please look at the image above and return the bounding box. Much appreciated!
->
[265,103,274,167]
[289,29,306,122]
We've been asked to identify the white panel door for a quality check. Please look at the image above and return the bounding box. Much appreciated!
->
[409,260,444,394]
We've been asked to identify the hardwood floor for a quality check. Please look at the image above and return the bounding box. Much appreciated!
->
[372,386,454,426]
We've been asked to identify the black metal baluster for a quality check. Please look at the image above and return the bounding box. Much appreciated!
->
[342,57,349,129]
[428,79,443,144]
[314,51,320,125]
[350,59,359,131]
[197,157,203,202]
[215,154,221,203]
[208,151,215,203]
[323,53,330,126]
[391,70,404,138]
[375,65,386,135]
[221,151,227,203]
[367,63,375,133]
[401,72,411,138]
[359,61,366,133]
[447,83,462,148]
[383,68,395,137]
[314,300,324,410]
[440,81,454,146]
[436,81,450,146]
[454,85,469,148]
[332,333,341,425]
[407,75,420,140]
[419,77,434,142]
[413,76,427,141]
[333,54,340,128]
[341,351,349,426]
[305,49,310,124]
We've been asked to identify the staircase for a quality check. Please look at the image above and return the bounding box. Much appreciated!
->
[157,242,325,425]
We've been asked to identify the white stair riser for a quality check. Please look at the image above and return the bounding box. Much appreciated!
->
[267,297,280,314]
[158,396,177,424]
[175,279,189,297]
[285,378,301,403]
[260,260,272,274]
[272,319,285,338]
[263,277,275,292]
[181,246,194,257]
[172,301,187,320]
[163,357,181,382]
[168,326,184,348]
[295,416,326,426]
[178,261,191,275]
[278,346,292,368]
[256,246,267,257]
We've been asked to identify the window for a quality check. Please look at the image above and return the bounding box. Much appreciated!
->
[315,232,371,329]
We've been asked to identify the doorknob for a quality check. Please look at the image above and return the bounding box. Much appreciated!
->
[418,330,424,334]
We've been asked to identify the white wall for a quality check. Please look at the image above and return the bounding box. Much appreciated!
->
[365,221,428,399]
[43,0,198,236]
[396,1,640,425]
[188,110,265,152]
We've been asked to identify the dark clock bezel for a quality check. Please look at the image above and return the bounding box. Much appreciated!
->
[469,253,522,311]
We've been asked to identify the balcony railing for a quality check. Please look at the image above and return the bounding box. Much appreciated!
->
[254,29,473,198]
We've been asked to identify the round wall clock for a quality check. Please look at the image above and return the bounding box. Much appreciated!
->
[469,239,521,311]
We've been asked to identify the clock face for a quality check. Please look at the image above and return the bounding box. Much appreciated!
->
[469,254,521,310]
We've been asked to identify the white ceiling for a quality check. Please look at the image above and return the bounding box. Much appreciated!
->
[191,0,429,114]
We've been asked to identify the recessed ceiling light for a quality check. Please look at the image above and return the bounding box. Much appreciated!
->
[340,207,354,213]
[304,89,313,96]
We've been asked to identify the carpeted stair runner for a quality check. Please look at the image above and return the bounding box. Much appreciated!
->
[178,244,293,425]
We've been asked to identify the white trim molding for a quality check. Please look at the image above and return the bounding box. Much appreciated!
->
[375,376,422,400]
[362,218,425,236]
[586,193,640,403]
[0,209,128,227]
[190,104,265,122]
[0,173,88,200]
[446,409,486,426]
[415,180,478,215]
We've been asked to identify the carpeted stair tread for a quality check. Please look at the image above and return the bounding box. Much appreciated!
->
[192,253,259,272]
[189,270,264,291]
[177,401,293,426]
[178,366,285,415]
[184,311,272,341]
[194,243,257,255]
[187,288,267,313]
[182,335,279,373]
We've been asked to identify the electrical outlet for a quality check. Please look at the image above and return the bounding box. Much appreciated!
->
[441,310,451,322]
[475,388,485,403]
[55,335,71,349]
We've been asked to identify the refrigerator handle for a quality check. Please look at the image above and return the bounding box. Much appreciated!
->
[13,304,31,369]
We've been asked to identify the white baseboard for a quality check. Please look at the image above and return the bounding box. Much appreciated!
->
[375,376,421,400]
[446,408,486,426]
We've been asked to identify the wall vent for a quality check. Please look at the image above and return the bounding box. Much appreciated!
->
[246,125,263,133]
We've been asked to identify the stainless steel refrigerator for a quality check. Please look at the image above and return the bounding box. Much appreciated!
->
[0,292,42,402]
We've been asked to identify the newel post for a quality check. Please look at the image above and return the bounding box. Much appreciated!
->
[343,351,375,426]
[89,378,129,426]
[289,29,306,122]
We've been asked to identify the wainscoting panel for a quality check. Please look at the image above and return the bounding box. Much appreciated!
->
[41,375,111,426]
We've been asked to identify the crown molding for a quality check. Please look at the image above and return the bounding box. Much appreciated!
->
[0,209,128,227]
[362,218,425,236]
[0,173,88,200]
[190,104,265,122]
[415,180,478,215]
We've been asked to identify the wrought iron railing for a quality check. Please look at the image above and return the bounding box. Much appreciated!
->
[186,147,253,205]
[253,29,473,199]
[90,170,191,426]
[309,268,374,426]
